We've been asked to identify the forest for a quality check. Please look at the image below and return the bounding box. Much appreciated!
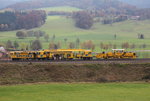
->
[0,10,46,31]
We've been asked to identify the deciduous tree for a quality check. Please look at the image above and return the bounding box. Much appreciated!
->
[31,40,42,50]
[16,31,27,39]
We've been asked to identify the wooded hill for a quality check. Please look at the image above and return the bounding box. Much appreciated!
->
[6,0,136,11]
[0,0,28,9]
[0,10,46,31]
[119,0,150,8]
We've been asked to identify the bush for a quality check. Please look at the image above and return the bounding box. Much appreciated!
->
[16,31,27,39]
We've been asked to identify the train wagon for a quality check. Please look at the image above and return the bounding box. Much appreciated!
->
[9,51,36,60]
[49,49,93,60]
[96,49,137,59]
[9,49,137,61]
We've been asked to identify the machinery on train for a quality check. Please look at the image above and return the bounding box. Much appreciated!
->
[9,49,137,61]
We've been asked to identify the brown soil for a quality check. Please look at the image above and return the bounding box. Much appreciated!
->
[0,63,150,85]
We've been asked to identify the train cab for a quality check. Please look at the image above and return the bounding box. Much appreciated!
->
[9,51,35,60]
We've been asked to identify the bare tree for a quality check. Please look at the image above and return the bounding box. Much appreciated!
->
[44,34,50,42]
[68,42,75,49]
[64,38,68,48]
[31,40,42,50]
[6,40,13,49]
[14,41,19,49]
[76,38,80,48]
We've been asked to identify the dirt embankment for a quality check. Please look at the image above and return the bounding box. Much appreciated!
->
[0,63,150,85]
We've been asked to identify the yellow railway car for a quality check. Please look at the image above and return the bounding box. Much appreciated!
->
[96,49,137,59]
[9,51,36,60]
[47,49,93,60]
[9,49,137,61]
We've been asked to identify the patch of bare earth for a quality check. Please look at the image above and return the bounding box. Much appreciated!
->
[0,63,150,85]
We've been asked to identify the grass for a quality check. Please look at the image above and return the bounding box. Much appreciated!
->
[38,6,82,12]
[0,83,150,101]
[1,16,150,45]
[0,7,150,57]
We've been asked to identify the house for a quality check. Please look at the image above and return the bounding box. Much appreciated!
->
[130,16,140,20]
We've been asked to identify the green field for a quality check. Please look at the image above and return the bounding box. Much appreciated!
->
[0,7,150,57]
[38,6,82,12]
[0,16,150,48]
[0,83,150,101]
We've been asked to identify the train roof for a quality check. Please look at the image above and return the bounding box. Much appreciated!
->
[112,49,125,51]
[56,49,92,52]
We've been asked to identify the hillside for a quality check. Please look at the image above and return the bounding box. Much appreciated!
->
[38,6,82,12]
[0,15,150,57]
[119,0,150,8]
[0,0,28,9]
[6,0,136,11]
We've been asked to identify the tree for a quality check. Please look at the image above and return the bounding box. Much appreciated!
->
[44,34,50,42]
[100,42,104,49]
[73,11,94,29]
[49,42,58,49]
[68,42,75,49]
[102,18,113,24]
[16,31,27,39]
[64,38,68,48]
[99,42,110,50]
[138,34,145,39]
[27,30,45,38]
[34,31,40,39]
[122,42,130,49]
[38,30,45,36]
[130,44,136,49]
[0,10,46,31]
[114,34,117,40]
[113,44,117,49]
[20,43,27,50]
[57,42,61,49]
[52,34,56,42]
[26,45,29,50]
[76,38,80,48]
[31,40,42,50]
[81,40,95,50]
[27,30,34,37]
[6,40,13,49]
[14,41,19,49]
[141,44,147,48]
[102,44,109,50]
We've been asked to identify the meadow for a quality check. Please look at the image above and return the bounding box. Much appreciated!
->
[0,83,150,101]
[38,6,82,12]
[0,6,150,57]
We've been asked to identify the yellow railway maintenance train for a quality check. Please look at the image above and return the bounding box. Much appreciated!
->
[9,49,137,61]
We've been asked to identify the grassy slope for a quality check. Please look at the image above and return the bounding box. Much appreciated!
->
[38,6,82,12]
[0,6,150,54]
[0,83,150,101]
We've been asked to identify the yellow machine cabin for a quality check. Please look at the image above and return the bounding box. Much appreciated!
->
[112,49,137,59]
[9,51,35,60]
[96,49,137,59]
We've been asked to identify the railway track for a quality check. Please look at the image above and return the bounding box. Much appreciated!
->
[0,58,150,64]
